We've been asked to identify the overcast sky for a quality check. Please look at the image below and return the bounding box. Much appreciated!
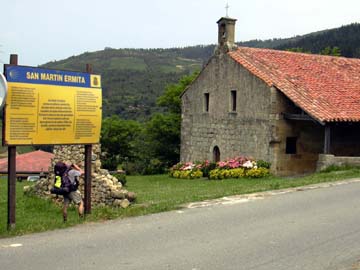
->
[1,0,359,68]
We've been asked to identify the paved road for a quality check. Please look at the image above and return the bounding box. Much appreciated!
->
[2,180,360,270]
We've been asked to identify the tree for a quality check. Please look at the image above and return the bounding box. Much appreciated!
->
[320,46,341,56]
[145,113,181,168]
[100,72,199,174]
[100,115,142,170]
[157,71,199,113]
[145,72,199,169]
[285,47,311,54]
[331,47,341,56]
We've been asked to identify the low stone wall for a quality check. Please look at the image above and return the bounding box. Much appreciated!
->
[27,145,135,208]
[316,154,360,171]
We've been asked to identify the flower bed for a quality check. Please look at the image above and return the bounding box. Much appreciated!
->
[170,156,270,180]
[169,161,207,179]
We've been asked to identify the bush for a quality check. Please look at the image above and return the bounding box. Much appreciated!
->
[175,169,203,179]
[209,169,231,180]
[101,156,118,171]
[209,169,221,180]
[230,168,246,178]
[200,161,216,177]
[171,157,271,180]
[112,172,127,186]
[257,160,271,169]
[142,159,167,175]
[245,168,270,178]
[169,162,204,179]
[209,167,270,180]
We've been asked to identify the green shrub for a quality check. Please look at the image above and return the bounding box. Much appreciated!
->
[191,170,203,179]
[201,162,216,178]
[170,169,203,179]
[230,168,246,178]
[172,170,181,178]
[101,156,118,171]
[112,172,127,186]
[143,159,166,175]
[245,168,270,178]
[257,160,271,169]
[209,167,270,180]
[209,169,228,180]
[209,169,219,180]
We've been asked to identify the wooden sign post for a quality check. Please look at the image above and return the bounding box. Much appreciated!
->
[84,64,93,214]
[7,54,18,230]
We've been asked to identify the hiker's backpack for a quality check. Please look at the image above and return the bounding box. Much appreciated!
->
[61,168,79,192]
[50,162,72,195]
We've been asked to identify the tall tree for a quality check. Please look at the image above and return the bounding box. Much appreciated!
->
[157,72,199,114]
[145,72,199,169]
[100,115,142,170]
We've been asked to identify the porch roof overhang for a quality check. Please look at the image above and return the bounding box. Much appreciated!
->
[283,112,325,126]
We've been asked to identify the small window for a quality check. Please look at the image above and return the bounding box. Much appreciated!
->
[204,93,210,112]
[286,137,297,154]
[230,90,237,111]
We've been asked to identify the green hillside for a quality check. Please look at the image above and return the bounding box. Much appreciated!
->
[41,23,360,121]
[42,48,203,121]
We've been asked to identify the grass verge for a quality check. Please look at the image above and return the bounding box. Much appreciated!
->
[1,166,360,238]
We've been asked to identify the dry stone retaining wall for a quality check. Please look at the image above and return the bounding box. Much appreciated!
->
[29,145,135,208]
[316,154,360,171]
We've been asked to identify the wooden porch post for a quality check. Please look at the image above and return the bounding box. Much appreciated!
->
[324,125,331,154]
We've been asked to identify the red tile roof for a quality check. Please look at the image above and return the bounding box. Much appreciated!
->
[0,150,54,174]
[228,47,360,123]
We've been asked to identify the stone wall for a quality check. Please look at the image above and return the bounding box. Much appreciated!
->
[181,53,273,164]
[180,53,327,176]
[29,145,135,208]
[316,154,360,171]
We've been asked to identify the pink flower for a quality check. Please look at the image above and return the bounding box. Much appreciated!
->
[181,162,195,171]
[229,161,240,168]
[217,161,227,168]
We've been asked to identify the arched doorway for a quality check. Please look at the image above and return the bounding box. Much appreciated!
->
[213,146,221,162]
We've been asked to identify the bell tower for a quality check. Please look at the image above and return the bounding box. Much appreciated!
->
[216,17,237,53]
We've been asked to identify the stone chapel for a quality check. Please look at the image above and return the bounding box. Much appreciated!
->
[180,17,360,175]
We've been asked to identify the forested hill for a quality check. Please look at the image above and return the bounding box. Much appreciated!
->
[275,23,360,57]
[42,22,360,121]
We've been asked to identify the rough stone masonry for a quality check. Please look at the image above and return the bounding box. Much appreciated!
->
[27,145,135,208]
